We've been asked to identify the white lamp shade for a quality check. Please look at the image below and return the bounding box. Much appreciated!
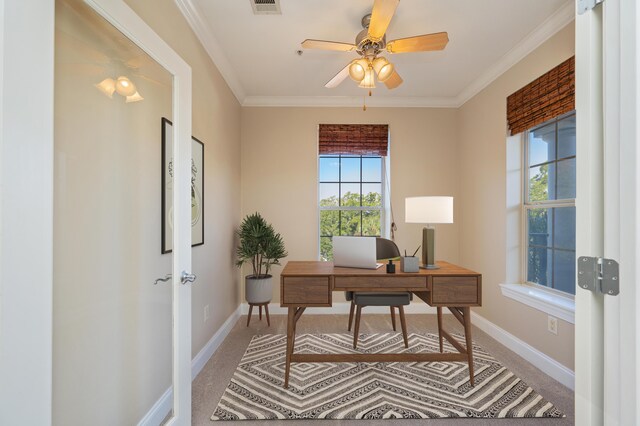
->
[405,196,454,224]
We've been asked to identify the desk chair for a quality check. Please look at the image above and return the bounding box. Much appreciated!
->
[346,237,411,349]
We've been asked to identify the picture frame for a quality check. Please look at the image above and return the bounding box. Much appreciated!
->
[161,117,205,254]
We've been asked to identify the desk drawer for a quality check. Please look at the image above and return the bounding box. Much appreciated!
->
[431,277,479,305]
[282,277,330,306]
[334,276,427,291]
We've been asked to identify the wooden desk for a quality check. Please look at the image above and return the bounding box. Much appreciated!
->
[280,260,482,388]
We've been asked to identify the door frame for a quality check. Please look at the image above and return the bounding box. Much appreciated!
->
[0,0,55,424]
[575,0,639,424]
[0,0,193,424]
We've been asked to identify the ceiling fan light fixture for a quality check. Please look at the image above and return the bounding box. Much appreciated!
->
[95,78,116,98]
[115,76,137,97]
[372,57,394,82]
[358,67,376,89]
[348,58,368,82]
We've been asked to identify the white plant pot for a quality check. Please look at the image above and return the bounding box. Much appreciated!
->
[245,275,272,304]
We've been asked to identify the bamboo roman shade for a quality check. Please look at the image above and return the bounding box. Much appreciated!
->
[507,56,575,135]
[319,124,389,156]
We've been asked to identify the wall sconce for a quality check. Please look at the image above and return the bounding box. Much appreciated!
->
[95,76,144,103]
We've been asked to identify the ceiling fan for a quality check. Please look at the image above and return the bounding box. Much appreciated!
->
[301,0,448,92]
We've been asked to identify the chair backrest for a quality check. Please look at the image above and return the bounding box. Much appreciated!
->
[376,237,401,260]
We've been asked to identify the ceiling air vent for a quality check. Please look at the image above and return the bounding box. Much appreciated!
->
[250,0,281,15]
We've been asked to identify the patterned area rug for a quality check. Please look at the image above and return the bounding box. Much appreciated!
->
[212,333,565,420]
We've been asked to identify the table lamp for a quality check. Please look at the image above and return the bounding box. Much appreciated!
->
[405,196,453,269]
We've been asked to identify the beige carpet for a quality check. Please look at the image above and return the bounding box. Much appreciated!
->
[192,314,574,425]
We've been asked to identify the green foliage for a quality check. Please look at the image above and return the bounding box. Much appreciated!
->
[236,212,287,278]
[319,191,382,261]
[529,164,548,202]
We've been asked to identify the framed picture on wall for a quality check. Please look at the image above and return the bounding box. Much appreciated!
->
[161,117,205,254]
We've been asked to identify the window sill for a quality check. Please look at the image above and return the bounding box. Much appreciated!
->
[499,283,575,324]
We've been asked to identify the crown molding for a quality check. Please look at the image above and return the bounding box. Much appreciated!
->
[242,95,460,108]
[454,1,575,107]
[177,0,574,109]
[174,0,246,103]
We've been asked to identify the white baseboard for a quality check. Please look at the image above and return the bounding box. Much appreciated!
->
[137,305,242,426]
[470,311,575,390]
[241,301,441,315]
[191,306,242,380]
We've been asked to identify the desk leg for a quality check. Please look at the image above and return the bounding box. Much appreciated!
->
[436,307,443,353]
[462,307,475,386]
[284,307,296,388]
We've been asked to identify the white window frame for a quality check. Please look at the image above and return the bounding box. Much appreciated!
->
[522,111,577,293]
[317,154,388,260]
[501,112,577,323]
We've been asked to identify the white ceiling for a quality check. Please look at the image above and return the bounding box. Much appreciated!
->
[179,0,574,107]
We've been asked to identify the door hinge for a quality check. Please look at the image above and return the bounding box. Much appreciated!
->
[577,256,619,295]
[577,0,604,15]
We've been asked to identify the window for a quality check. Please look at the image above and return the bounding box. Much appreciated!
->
[524,112,576,295]
[318,155,385,260]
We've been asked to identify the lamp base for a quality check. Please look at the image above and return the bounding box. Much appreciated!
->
[420,264,440,270]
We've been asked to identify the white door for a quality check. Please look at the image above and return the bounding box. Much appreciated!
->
[575,0,639,424]
[53,0,193,424]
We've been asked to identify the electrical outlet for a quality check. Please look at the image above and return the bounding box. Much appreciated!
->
[547,315,558,335]
[204,304,210,323]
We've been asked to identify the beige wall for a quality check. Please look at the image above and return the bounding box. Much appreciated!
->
[241,107,460,302]
[125,0,242,360]
[458,23,575,369]
[53,0,240,424]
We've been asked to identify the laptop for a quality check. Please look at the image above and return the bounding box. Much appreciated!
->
[332,236,384,270]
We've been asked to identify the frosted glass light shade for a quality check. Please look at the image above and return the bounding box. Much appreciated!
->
[95,78,116,98]
[405,196,454,224]
[125,91,144,103]
[358,67,376,89]
[348,58,368,82]
[115,76,136,96]
[372,57,394,82]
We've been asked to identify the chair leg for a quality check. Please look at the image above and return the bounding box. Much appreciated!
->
[246,304,253,327]
[353,305,363,349]
[259,305,262,320]
[437,307,444,353]
[390,306,397,331]
[398,305,409,348]
[348,300,355,331]
[265,304,270,327]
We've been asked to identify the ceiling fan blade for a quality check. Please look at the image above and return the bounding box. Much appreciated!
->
[325,63,351,88]
[368,0,400,41]
[384,70,403,89]
[386,32,449,54]
[301,39,356,52]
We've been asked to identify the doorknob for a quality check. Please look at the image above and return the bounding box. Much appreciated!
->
[154,274,172,285]
[181,271,197,285]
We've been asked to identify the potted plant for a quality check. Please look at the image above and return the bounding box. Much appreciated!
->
[236,212,287,304]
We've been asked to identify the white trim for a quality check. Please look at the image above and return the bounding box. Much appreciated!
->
[242,95,459,108]
[455,2,575,106]
[177,2,573,109]
[0,1,54,424]
[242,301,440,315]
[500,283,575,324]
[471,312,575,390]
[137,306,242,426]
[191,306,242,380]
[174,0,245,103]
